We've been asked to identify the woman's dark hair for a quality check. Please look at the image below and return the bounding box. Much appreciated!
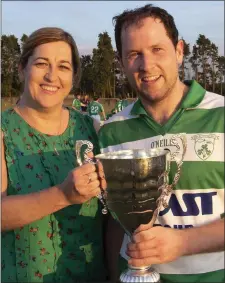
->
[19,27,81,87]
[113,4,179,59]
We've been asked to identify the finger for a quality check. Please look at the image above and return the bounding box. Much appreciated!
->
[100,178,107,190]
[95,161,107,189]
[87,186,101,198]
[96,161,106,178]
[128,256,161,267]
[87,172,99,183]
[89,180,100,189]
[135,222,153,233]
[96,160,104,172]
[98,170,105,180]
[127,240,157,251]
[87,151,94,159]
[126,248,158,259]
[75,163,96,176]
[132,230,156,243]
[78,181,100,196]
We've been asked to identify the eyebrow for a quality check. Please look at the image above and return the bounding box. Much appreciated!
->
[125,50,139,55]
[34,57,72,66]
[125,44,165,55]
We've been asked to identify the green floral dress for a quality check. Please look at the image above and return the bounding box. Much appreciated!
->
[1,107,107,283]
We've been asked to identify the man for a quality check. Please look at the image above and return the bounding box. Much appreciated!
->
[72,93,83,111]
[87,96,106,123]
[81,94,90,112]
[99,4,224,283]
[114,94,130,113]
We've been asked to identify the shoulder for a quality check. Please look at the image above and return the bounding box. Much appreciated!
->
[1,108,16,130]
[196,91,224,110]
[98,101,138,141]
[104,101,137,125]
[69,107,101,138]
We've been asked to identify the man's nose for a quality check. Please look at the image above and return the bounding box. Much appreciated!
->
[139,55,155,73]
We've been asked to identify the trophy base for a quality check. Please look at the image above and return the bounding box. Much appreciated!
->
[120,265,160,282]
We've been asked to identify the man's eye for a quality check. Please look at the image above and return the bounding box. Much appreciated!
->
[153,48,162,52]
[128,52,139,59]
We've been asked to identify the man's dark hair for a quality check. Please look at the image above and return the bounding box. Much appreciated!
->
[93,96,99,101]
[113,4,179,59]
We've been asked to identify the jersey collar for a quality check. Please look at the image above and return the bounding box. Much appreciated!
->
[130,80,206,116]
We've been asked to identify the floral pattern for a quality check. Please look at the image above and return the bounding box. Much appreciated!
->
[1,108,107,282]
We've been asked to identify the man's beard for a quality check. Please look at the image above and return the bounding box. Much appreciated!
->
[137,76,178,105]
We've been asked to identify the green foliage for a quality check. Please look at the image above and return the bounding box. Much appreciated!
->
[1,31,224,98]
[1,34,21,97]
[79,55,94,94]
[92,32,114,97]
[179,38,191,81]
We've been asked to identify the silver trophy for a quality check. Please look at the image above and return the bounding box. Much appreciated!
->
[76,134,187,282]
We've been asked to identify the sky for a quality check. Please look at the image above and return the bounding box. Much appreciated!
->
[2,1,224,56]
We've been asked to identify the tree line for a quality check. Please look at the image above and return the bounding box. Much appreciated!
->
[1,32,225,99]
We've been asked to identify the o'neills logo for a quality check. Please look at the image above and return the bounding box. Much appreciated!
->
[150,138,175,149]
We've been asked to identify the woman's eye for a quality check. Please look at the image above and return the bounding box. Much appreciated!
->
[35,62,48,67]
[59,65,70,70]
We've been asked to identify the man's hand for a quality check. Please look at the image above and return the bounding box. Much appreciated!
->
[127,225,185,267]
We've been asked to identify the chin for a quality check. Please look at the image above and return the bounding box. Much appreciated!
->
[36,99,61,109]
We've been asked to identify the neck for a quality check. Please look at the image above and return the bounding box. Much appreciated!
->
[141,80,188,125]
[19,96,63,121]
[16,96,67,135]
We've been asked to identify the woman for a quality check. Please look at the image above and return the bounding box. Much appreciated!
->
[1,27,107,283]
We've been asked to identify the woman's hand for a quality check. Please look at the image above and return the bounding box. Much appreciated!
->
[59,160,106,205]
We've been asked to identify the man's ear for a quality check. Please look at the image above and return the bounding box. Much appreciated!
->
[176,39,184,66]
[18,64,25,82]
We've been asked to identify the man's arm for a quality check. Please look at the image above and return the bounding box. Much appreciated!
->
[182,218,224,255]
[100,104,106,120]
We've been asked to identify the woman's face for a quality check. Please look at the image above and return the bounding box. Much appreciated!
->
[21,41,73,109]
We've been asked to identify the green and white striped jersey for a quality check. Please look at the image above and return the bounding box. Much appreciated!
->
[99,81,224,283]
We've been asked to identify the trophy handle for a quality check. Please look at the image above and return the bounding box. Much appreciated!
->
[156,134,187,213]
[75,140,108,214]
[75,140,94,166]
[170,133,187,187]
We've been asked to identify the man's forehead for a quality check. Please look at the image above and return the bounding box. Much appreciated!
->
[122,16,163,34]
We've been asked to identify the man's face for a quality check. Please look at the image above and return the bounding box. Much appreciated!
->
[120,17,183,104]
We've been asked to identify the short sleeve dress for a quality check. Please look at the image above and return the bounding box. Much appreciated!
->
[1,107,107,283]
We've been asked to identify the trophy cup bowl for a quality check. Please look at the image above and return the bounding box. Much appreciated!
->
[75,135,187,283]
[95,148,169,283]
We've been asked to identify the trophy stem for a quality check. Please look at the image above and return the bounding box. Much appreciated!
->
[120,264,161,282]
